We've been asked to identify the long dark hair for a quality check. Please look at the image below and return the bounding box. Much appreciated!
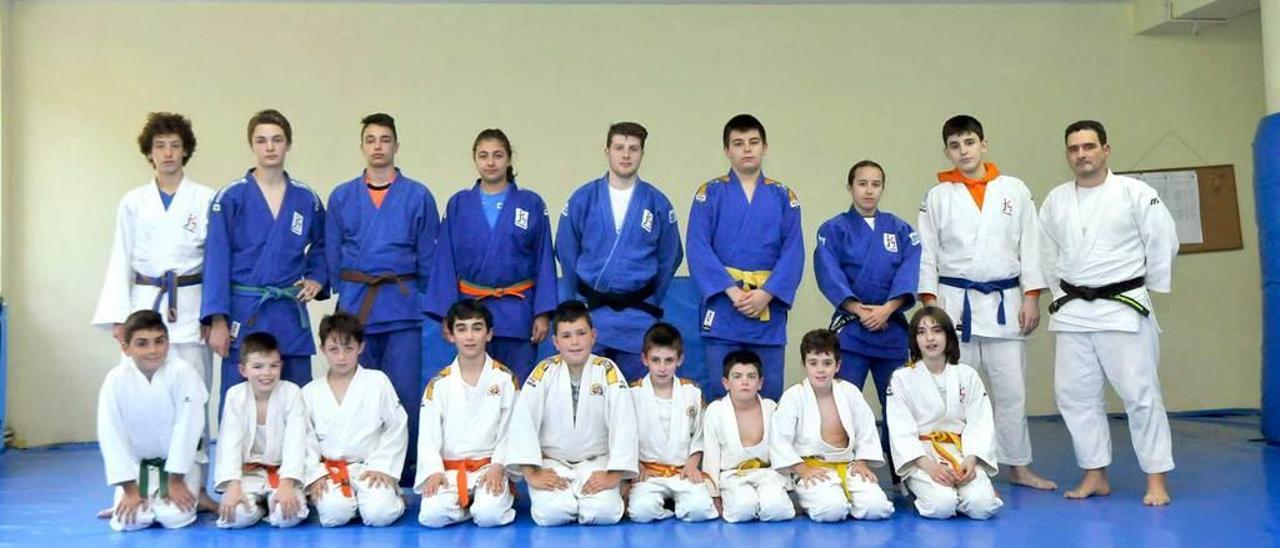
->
[472,128,516,182]
[908,306,961,365]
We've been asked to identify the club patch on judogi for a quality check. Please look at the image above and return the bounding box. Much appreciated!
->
[909,231,921,246]
[590,383,603,396]
[669,210,678,224]
[788,188,800,208]
[1001,198,1014,216]
[883,233,899,253]
[702,310,715,331]
[687,405,697,418]
[184,213,199,233]
[515,208,529,230]
[487,384,501,396]
[230,321,241,338]
[291,211,304,235]
[641,209,654,233]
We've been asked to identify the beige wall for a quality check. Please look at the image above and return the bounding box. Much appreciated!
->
[1,2,1264,446]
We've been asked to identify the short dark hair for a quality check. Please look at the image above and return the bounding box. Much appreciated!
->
[123,309,167,343]
[642,322,683,355]
[247,109,292,145]
[552,300,593,333]
[239,332,280,363]
[847,159,885,186]
[722,349,763,378]
[606,121,648,149]
[319,311,364,346]
[800,329,840,359]
[361,113,397,140]
[908,307,962,365]
[942,114,984,144]
[137,112,197,166]
[722,114,767,149]
[1065,120,1108,146]
[445,299,493,333]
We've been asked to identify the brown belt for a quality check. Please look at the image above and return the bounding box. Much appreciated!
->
[339,270,415,324]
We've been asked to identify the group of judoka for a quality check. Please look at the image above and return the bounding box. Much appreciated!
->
[90,108,1180,532]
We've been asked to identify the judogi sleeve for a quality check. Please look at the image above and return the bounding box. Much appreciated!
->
[885,372,924,476]
[414,381,446,490]
[415,189,441,295]
[700,405,723,496]
[304,192,330,296]
[503,371,548,472]
[959,368,998,474]
[97,370,136,486]
[605,376,639,477]
[280,390,309,484]
[214,387,246,490]
[848,386,885,465]
[165,367,208,476]
[302,394,327,487]
[531,199,559,318]
[891,220,922,306]
[367,376,410,478]
[688,387,706,455]
[1136,186,1180,293]
[555,198,584,302]
[768,390,804,470]
[201,191,232,323]
[1038,199,1065,300]
[686,186,735,300]
[92,198,136,327]
[424,207,460,320]
[654,195,684,303]
[916,193,941,297]
[761,190,804,307]
[814,221,857,308]
[1017,185,1047,291]
[323,188,345,296]
[491,374,519,467]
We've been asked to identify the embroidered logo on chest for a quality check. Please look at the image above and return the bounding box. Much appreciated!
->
[959,386,968,404]
[687,405,697,419]
[590,383,604,396]
[641,209,654,233]
[514,207,529,230]
[291,212,304,235]
[883,233,899,253]
[184,213,199,234]
[230,321,241,339]
[1001,198,1014,216]
[487,384,501,396]
[702,310,715,331]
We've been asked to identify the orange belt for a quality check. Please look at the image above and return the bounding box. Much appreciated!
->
[242,463,281,489]
[458,279,534,300]
[442,457,492,508]
[640,461,682,478]
[323,459,354,497]
[920,431,965,474]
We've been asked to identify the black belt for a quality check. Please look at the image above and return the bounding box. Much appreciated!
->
[577,280,663,318]
[1049,277,1149,316]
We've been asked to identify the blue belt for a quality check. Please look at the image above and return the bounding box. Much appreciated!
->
[232,284,306,329]
[938,276,1020,343]
[135,271,202,322]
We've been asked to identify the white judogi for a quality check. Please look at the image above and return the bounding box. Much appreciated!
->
[628,375,717,523]
[415,357,519,528]
[701,397,795,523]
[886,362,1002,519]
[214,380,309,528]
[771,379,893,522]
[1039,171,1178,474]
[504,355,638,526]
[302,366,409,527]
[918,171,1045,466]
[96,354,207,532]
[93,178,216,384]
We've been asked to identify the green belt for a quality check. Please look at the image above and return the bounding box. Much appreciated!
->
[138,458,168,499]
[232,284,307,329]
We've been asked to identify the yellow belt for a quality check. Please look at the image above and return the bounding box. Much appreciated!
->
[734,458,769,476]
[725,268,773,321]
[919,431,964,474]
[802,457,851,502]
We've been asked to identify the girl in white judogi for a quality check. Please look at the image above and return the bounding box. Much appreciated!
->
[701,351,796,523]
[771,330,893,522]
[416,300,519,528]
[503,303,639,526]
[627,323,718,523]
[887,307,1002,519]
[302,313,409,527]
[97,311,207,532]
[214,333,309,528]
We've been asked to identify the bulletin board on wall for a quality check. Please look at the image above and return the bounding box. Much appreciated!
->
[1118,164,1242,255]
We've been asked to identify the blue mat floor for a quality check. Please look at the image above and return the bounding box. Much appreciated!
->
[1,413,1277,547]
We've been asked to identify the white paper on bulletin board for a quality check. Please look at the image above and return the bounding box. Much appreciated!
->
[1128,170,1203,245]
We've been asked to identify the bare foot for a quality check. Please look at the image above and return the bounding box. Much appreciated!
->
[1064,469,1111,499]
[197,491,219,513]
[1143,473,1171,506]
[95,506,113,519]
[1008,465,1058,491]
